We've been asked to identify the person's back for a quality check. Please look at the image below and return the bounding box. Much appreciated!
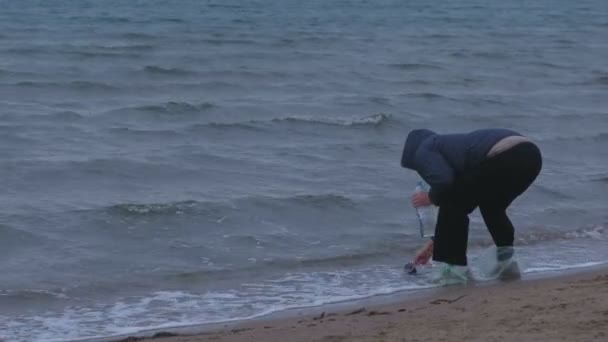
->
[402,128,523,176]
[401,128,530,205]
[433,128,522,173]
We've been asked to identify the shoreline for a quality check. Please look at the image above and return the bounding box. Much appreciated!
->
[97,264,608,342]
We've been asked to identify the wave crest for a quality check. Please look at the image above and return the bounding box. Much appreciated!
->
[142,65,196,76]
[270,113,393,127]
[106,194,357,217]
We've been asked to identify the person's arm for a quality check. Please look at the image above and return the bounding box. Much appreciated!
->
[413,239,434,265]
[414,140,455,206]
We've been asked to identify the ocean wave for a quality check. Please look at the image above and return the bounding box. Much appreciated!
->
[188,113,395,133]
[106,127,181,138]
[275,38,296,46]
[152,17,185,23]
[48,111,85,121]
[208,3,243,9]
[164,250,395,282]
[516,225,607,245]
[283,194,356,207]
[532,61,576,70]
[525,261,608,273]
[402,92,447,99]
[533,184,574,199]
[0,68,38,78]
[465,225,608,251]
[547,132,608,143]
[68,50,143,59]
[142,65,197,76]
[120,32,156,40]
[591,175,608,183]
[7,43,154,59]
[107,194,357,218]
[67,15,130,23]
[0,223,47,246]
[64,43,156,55]
[0,289,68,303]
[128,101,215,114]
[269,113,393,127]
[0,111,85,123]
[0,131,38,146]
[98,16,130,23]
[199,121,268,132]
[389,63,443,71]
[108,200,201,216]
[92,43,156,52]
[13,80,119,92]
[4,46,48,55]
[591,75,608,85]
[200,38,257,45]
[12,158,179,180]
[448,50,509,60]
[368,96,393,105]
[104,101,216,119]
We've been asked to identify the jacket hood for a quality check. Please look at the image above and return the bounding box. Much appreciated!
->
[400,129,437,169]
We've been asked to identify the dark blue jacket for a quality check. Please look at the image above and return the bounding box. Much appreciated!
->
[401,128,523,205]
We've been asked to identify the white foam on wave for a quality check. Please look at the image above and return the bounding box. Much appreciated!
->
[0,266,433,342]
[524,260,608,273]
[271,113,391,127]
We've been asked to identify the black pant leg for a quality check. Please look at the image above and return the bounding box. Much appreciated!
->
[477,142,542,246]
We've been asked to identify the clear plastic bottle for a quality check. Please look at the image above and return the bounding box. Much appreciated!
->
[414,180,436,238]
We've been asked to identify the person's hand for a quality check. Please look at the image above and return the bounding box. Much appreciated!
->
[411,191,432,208]
[413,240,434,265]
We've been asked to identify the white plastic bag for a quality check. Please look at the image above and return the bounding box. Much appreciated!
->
[475,246,522,280]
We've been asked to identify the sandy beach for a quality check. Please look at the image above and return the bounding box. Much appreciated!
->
[112,267,608,342]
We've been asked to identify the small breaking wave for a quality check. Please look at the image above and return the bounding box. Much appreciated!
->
[516,225,607,245]
[270,113,393,127]
[142,65,197,76]
[187,113,395,133]
[108,200,202,216]
[525,261,608,273]
[107,194,357,218]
